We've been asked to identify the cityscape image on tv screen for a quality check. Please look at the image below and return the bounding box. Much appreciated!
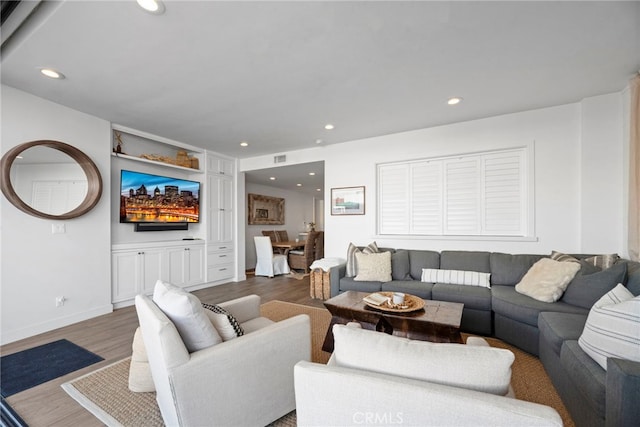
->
[120,170,200,223]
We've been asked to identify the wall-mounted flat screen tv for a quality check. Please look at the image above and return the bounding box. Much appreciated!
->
[120,170,200,223]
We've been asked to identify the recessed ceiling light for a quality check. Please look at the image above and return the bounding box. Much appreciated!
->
[39,68,65,79]
[240,141,249,147]
[447,97,463,105]
[324,124,335,130]
[315,139,323,144]
[296,183,303,187]
[137,0,165,14]
[316,188,321,192]
[269,177,276,181]
[309,172,315,176]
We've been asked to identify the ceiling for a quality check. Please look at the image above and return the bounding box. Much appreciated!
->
[1,1,639,193]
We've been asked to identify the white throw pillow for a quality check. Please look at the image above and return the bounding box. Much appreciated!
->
[332,324,514,396]
[578,284,640,370]
[515,258,581,302]
[128,327,155,392]
[354,251,392,282]
[152,280,222,352]
[421,268,491,288]
[346,242,378,277]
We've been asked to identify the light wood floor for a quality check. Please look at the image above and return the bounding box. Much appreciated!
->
[1,274,324,427]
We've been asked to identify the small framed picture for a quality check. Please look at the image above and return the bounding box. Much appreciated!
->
[331,186,365,215]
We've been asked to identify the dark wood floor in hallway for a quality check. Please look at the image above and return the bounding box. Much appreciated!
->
[0,274,322,427]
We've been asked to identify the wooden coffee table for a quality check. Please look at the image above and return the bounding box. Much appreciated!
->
[322,291,464,352]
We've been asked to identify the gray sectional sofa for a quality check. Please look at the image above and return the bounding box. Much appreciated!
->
[327,248,640,427]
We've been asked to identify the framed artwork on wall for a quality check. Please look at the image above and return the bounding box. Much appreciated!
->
[331,186,365,215]
[248,193,285,225]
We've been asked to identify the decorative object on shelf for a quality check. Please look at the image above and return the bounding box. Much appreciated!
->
[248,193,285,225]
[138,152,199,169]
[114,131,124,154]
[305,221,316,232]
[331,186,365,215]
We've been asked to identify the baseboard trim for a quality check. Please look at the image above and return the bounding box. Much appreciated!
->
[0,304,113,345]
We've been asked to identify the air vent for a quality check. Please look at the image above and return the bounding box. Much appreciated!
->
[274,155,286,164]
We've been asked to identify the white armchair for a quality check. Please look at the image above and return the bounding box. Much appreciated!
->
[294,325,562,427]
[135,292,311,426]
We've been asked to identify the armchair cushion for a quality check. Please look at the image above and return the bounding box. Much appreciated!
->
[152,280,222,352]
[331,324,514,396]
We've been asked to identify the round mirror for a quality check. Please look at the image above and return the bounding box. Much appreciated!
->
[0,140,103,220]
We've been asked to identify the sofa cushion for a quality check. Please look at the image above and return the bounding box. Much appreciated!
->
[621,260,640,295]
[354,251,392,282]
[440,251,491,273]
[489,253,545,286]
[391,250,412,281]
[538,312,587,357]
[515,258,581,303]
[332,324,515,396]
[561,262,628,309]
[492,285,587,327]
[340,277,382,294]
[152,280,222,352]
[408,250,440,280]
[382,281,433,299]
[421,268,491,288]
[561,340,607,418]
[578,284,640,370]
[346,242,379,277]
[431,283,492,310]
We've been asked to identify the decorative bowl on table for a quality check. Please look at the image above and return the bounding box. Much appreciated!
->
[363,292,425,313]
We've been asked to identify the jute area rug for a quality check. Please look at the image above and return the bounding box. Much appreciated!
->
[62,301,573,426]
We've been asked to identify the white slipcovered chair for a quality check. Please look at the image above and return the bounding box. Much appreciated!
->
[254,235,290,277]
[135,284,311,427]
[294,324,562,427]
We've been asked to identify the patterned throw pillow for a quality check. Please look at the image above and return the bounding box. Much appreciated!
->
[421,268,491,288]
[578,284,640,370]
[346,242,379,277]
[550,251,580,263]
[202,303,245,341]
[583,254,620,270]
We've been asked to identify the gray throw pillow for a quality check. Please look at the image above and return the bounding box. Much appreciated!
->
[561,262,628,309]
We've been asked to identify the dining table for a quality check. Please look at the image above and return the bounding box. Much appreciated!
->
[271,240,306,255]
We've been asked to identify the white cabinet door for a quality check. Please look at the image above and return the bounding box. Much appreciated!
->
[112,248,164,302]
[140,248,164,294]
[111,251,139,303]
[166,245,205,287]
[208,174,234,243]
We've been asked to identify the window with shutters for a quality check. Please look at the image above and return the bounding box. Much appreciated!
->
[377,147,532,238]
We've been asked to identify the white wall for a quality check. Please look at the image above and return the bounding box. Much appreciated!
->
[241,93,627,260]
[1,85,113,344]
[245,182,314,268]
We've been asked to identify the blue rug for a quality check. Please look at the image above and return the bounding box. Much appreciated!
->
[0,339,103,398]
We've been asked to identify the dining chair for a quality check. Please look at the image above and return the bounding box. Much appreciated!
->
[288,231,320,273]
[254,236,290,277]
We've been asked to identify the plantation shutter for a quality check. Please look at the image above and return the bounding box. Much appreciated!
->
[378,163,410,234]
[377,147,528,237]
[32,180,88,215]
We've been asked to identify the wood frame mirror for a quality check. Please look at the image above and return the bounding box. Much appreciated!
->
[0,140,103,220]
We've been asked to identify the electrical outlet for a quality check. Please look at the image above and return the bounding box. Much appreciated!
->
[55,296,66,307]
